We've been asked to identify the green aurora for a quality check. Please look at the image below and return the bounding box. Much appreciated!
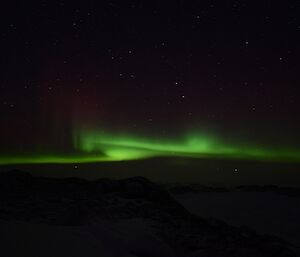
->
[0,130,300,165]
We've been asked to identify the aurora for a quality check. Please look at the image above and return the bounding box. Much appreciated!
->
[0,130,299,165]
[73,130,300,162]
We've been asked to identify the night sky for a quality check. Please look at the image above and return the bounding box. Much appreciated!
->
[1,1,300,164]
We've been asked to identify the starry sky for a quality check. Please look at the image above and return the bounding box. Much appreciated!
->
[0,1,300,164]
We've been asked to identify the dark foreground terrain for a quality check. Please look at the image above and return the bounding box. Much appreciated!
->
[0,170,298,257]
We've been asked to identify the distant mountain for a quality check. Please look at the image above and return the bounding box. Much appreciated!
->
[236,185,300,197]
[0,170,297,257]
[165,183,300,197]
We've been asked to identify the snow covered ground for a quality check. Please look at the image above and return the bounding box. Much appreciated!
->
[0,218,175,257]
[0,171,298,257]
[173,191,300,249]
